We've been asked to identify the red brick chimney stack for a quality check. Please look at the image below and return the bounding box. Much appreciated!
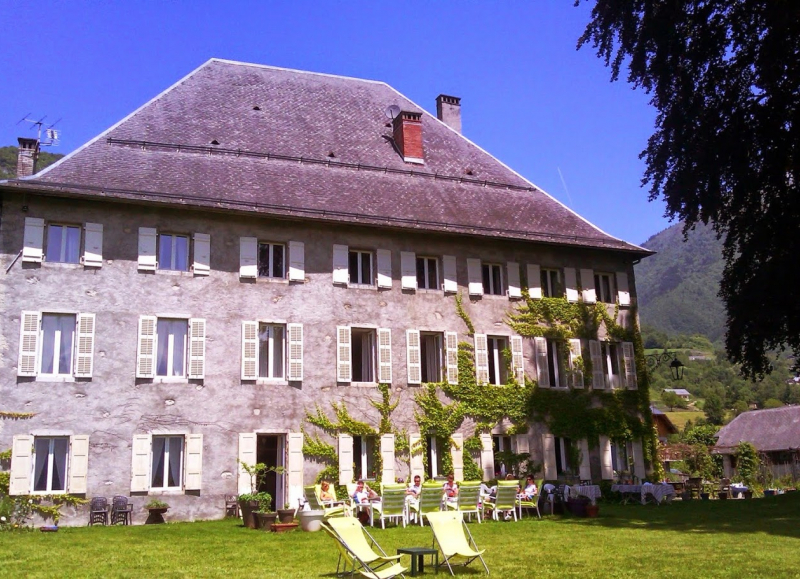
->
[392,111,424,164]
[16,137,40,178]
[436,94,461,134]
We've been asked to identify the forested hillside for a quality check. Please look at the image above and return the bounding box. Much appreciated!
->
[0,146,63,179]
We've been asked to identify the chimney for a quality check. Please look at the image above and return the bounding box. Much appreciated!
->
[436,94,461,134]
[392,111,424,164]
[16,137,40,178]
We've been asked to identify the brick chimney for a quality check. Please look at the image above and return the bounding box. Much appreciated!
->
[16,137,40,178]
[392,111,424,164]
[436,94,461,134]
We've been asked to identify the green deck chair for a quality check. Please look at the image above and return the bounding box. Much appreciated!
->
[304,485,347,518]
[323,517,406,579]
[377,483,407,528]
[485,481,518,521]
[446,481,482,523]
[409,482,444,526]
[426,510,489,576]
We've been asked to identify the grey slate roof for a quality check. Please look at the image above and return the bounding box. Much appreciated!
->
[714,406,800,452]
[1,59,648,254]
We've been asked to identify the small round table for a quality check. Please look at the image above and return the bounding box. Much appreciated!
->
[397,546,439,576]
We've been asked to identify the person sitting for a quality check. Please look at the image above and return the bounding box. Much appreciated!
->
[521,476,537,500]
[406,475,422,498]
[320,480,336,503]
[352,479,379,503]
[443,473,459,501]
[480,482,497,498]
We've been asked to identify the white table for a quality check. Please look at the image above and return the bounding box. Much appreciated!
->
[611,484,642,504]
[567,485,602,505]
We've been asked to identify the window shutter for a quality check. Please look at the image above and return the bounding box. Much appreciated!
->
[568,338,583,389]
[442,255,458,292]
[338,433,354,484]
[131,434,152,492]
[542,434,557,480]
[287,432,305,508]
[564,268,579,302]
[599,435,614,479]
[378,328,392,383]
[510,335,525,384]
[400,251,417,290]
[336,326,352,383]
[83,223,103,267]
[451,433,464,482]
[527,264,542,299]
[445,331,459,385]
[406,330,421,385]
[515,433,530,457]
[74,313,96,378]
[238,433,257,494]
[578,439,592,480]
[17,311,41,377]
[409,433,425,481]
[631,440,646,481]
[9,435,34,495]
[616,272,631,306]
[507,262,522,298]
[466,258,483,296]
[589,340,604,389]
[192,233,211,276]
[376,249,392,288]
[136,315,157,379]
[473,334,489,384]
[580,268,596,303]
[622,342,637,389]
[332,244,349,284]
[241,321,258,380]
[138,227,157,271]
[67,435,90,494]
[479,433,494,480]
[380,433,395,483]
[188,318,206,379]
[184,434,203,491]
[534,336,550,388]
[287,323,303,381]
[288,240,305,281]
[239,237,257,279]
[22,217,45,263]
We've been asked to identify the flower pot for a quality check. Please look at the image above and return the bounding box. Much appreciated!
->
[145,507,169,525]
[585,504,599,518]
[743,491,753,499]
[718,492,728,500]
[700,493,710,501]
[238,499,260,529]
[254,512,278,531]
[681,491,693,501]
[277,508,295,524]
[271,522,298,533]
[763,489,776,497]
[299,509,325,532]
[567,497,589,517]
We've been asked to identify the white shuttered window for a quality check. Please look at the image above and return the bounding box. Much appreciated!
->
[22,217,45,263]
[83,222,103,267]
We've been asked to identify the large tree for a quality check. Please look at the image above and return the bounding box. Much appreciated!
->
[577,1,800,379]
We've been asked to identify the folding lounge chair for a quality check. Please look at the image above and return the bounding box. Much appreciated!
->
[446,481,482,523]
[409,482,444,526]
[426,510,489,575]
[377,483,408,528]
[304,485,348,518]
[323,517,407,579]
[485,481,518,521]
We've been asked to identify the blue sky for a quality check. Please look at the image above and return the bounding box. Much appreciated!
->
[1,1,670,246]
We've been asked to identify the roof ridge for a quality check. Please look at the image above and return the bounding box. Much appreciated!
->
[208,58,389,86]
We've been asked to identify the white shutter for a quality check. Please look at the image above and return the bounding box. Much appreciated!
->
[238,432,257,494]
[474,334,489,384]
[409,433,425,481]
[542,434,557,480]
[287,432,305,507]
[617,272,631,306]
[510,335,525,384]
[515,433,530,457]
[22,217,44,263]
[406,329,421,385]
[400,251,417,290]
[83,223,103,267]
[451,433,464,482]
[288,241,305,281]
[507,262,522,298]
[287,323,304,381]
[445,331,459,385]
[184,434,203,491]
[192,233,210,276]
[564,268,579,303]
[568,338,583,389]
[239,237,257,279]
[376,249,392,288]
[578,439,592,480]
[131,434,152,492]
[74,313,95,378]
[622,342,637,390]
[188,318,206,379]
[632,440,646,481]
[136,315,157,379]
[380,433,395,482]
[241,321,258,380]
[467,258,483,296]
[338,434,354,484]
[527,264,542,299]
[479,433,495,480]
[442,255,458,293]
[378,328,392,383]
[332,244,349,284]
[336,326,352,383]
[599,435,614,479]
[534,336,550,388]
[138,227,157,271]
[17,311,41,377]
[581,269,596,303]
[9,435,34,495]
[590,340,605,389]
[68,434,90,494]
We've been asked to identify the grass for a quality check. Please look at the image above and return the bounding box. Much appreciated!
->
[665,410,706,429]
[2,494,800,578]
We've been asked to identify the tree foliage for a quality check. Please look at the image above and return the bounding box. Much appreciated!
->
[579,0,800,378]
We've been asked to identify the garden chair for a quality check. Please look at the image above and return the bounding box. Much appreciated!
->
[409,482,444,526]
[485,481,518,521]
[304,485,348,518]
[89,497,109,526]
[376,483,407,528]
[426,510,489,576]
[224,494,239,518]
[110,495,133,525]
[323,516,406,579]
[446,481,482,523]
[518,491,541,519]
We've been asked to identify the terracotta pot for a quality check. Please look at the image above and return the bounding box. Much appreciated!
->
[271,522,298,533]
[277,508,295,524]
[586,504,599,518]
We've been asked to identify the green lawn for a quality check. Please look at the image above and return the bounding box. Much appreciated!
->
[665,410,705,429]
[3,494,800,578]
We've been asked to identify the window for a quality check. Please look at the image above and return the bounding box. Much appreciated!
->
[258,242,285,278]
[151,435,184,489]
[336,326,391,384]
[351,328,376,382]
[349,250,373,285]
[17,312,95,379]
[541,268,562,298]
[157,234,189,271]
[32,437,69,493]
[353,435,376,480]
[544,339,568,388]
[45,224,81,264]
[610,441,630,473]
[482,263,503,295]
[156,319,188,377]
[487,336,509,385]
[426,435,446,479]
[420,333,443,383]
[416,257,439,290]
[594,273,615,303]
[137,317,205,380]
[493,435,512,477]
[600,342,622,388]
[258,323,285,379]
[554,437,573,476]
[40,313,76,376]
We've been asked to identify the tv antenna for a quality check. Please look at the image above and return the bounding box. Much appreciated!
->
[16,114,62,147]
[384,105,401,121]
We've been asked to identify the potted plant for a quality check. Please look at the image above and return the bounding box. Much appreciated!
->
[277,502,295,524]
[238,461,285,529]
[144,499,170,524]
[252,492,277,531]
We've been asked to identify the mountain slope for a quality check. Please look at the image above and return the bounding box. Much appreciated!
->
[0,146,63,179]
